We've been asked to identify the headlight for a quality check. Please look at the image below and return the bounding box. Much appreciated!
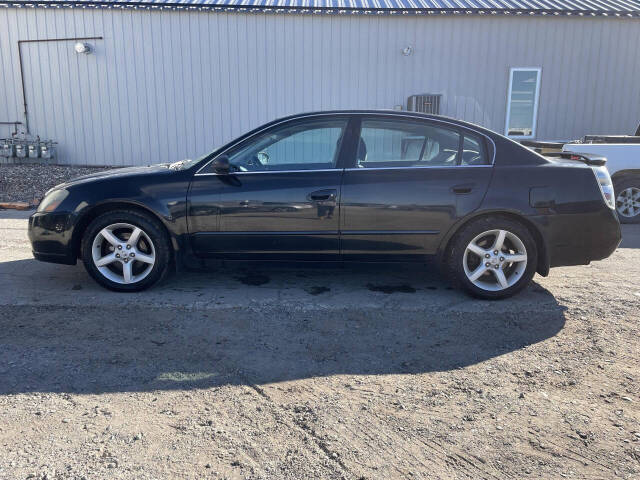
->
[591,166,615,209]
[37,189,69,213]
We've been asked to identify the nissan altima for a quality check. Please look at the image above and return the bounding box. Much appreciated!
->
[29,111,621,299]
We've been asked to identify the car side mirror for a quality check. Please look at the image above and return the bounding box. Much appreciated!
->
[212,155,230,173]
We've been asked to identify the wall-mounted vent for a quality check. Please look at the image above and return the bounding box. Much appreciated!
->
[407,94,441,114]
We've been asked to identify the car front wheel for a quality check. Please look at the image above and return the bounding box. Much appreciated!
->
[81,210,172,291]
[446,216,538,299]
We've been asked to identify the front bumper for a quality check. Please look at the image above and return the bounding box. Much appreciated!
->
[28,211,77,265]
[531,206,621,268]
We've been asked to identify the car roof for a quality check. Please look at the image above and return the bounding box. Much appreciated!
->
[272,110,498,138]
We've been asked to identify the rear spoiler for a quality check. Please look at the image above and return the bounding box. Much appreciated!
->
[544,151,607,166]
[579,135,640,144]
[520,140,566,150]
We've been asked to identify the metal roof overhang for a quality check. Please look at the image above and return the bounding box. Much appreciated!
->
[2,0,639,16]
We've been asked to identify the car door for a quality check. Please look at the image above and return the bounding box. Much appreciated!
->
[187,115,351,261]
[340,115,494,261]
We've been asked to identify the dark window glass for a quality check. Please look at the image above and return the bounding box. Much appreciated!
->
[226,118,347,172]
[461,134,488,165]
[357,119,460,168]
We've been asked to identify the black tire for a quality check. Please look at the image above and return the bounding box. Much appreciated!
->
[614,176,640,224]
[445,216,538,300]
[81,209,172,292]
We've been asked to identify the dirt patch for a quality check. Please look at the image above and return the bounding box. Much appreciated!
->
[1,299,638,480]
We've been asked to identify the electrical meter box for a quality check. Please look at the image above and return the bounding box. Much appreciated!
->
[41,142,56,160]
[28,142,40,158]
[15,141,27,158]
[0,139,13,158]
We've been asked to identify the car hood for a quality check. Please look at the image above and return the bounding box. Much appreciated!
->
[54,164,173,191]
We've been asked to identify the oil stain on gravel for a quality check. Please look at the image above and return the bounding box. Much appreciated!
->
[305,286,331,295]
[366,284,416,294]
[235,274,270,286]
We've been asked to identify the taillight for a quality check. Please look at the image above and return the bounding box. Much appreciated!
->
[591,166,615,209]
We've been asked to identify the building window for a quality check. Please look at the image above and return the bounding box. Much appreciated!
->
[505,68,541,139]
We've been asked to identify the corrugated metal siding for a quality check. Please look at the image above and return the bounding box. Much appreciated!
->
[0,8,638,166]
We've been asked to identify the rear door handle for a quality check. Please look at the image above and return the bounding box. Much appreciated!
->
[452,184,474,195]
[308,189,337,202]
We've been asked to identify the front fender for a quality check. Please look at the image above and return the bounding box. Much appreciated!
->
[59,171,192,263]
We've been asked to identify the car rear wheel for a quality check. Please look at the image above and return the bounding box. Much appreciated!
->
[614,177,640,224]
[446,216,538,299]
[81,210,171,291]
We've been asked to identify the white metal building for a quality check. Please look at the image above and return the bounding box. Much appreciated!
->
[1,0,639,166]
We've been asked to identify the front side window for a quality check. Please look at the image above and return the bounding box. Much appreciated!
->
[225,118,347,172]
[357,119,462,168]
[505,68,541,139]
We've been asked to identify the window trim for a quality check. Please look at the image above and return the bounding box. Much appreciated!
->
[352,115,491,169]
[222,117,348,173]
[195,168,341,176]
[357,118,462,167]
[504,67,542,140]
[195,112,496,176]
[196,114,350,175]
[461,132,489,166]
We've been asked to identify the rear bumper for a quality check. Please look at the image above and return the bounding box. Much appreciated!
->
[28,211,77,265]
[531,207,621,268]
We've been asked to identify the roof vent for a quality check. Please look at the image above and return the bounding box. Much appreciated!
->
[407,94,441,114]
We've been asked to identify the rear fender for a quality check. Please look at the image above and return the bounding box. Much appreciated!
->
[436,209,549,277]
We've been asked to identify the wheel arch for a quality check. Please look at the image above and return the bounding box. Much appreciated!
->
[72,201,177,267]
[612,169,640,185]
[438,210,549,277]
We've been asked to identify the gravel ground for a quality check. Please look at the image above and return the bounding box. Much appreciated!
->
[1,213,639,480]
[0,165,112,203]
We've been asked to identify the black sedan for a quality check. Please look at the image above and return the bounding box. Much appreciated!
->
[29,111,621,299]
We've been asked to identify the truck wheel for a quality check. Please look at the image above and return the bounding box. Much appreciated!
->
[614,177,640,224]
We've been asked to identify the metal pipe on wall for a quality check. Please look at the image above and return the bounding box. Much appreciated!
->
[17,36,103,134]
[0,122,22,136]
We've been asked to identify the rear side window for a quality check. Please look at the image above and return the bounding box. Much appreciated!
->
[461,134,489,165]
[357,119,460,168]
[357,118,489,168]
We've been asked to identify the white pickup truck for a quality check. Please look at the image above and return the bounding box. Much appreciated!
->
[523,131,640,224]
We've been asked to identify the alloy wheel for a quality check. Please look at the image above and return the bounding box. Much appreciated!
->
[91,223,156,284]
[462,229,528,292]
[616,187,640,218]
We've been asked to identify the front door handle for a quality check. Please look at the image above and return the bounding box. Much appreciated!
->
[308,189,337,202]
[451,184,474,195]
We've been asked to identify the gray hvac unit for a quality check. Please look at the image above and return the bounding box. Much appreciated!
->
[407,94,441,114]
